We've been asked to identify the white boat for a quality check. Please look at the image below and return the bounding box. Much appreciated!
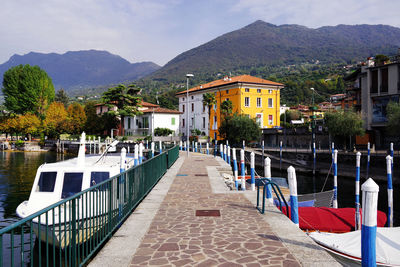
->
[309,227,400,266]
[16,133,133,248]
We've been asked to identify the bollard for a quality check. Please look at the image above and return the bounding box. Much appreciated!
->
[265,157,273,203]
[313,142,316,175]
[128,145,130,154]
[184,141,187,151]
[355,152,361,230]
[367,142,370,179]
[240,149,246,191]
[243,140,245,150]
[98,137,101,154]
[288,166,299,227]
[232,148,238,190]
[199,142,202,153]
[139,143,143,164]
[250,152,255,191]
[195,142,198,153]
[159,141,162,154]
[386,155,393,227]
[333,149,338,209]
[390,142,394,174]
[151,142,154,158]
[331,142,335,163]
[206,143,209,155]
[179,141,182,150]
[279,140,283,171]
[227,145,231,165]
[220,144,223,158]
[223,144,227,162]
[361,178,379,267]
[146,139,149,150]
[120,147,126,173]
[134,144,139,166]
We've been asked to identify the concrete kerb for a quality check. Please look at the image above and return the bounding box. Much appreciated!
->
[88,156,185,267]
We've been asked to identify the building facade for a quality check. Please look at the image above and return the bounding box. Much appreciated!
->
[176,75,284,140]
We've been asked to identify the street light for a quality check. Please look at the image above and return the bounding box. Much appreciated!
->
[186,73,194,156]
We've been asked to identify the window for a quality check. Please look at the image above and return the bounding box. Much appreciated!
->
[256,114,262,127]
[226,90,229,94]
[268,90,273,94]
[257,89,261,93]
[36,172,57,192]
[90,172,110,190]
[171,117,175,125]
[191,118,194,126]
[268,98,273,108]
[371,70,378,93]
[142,117,149,128]
[182,97,185,101]
[182,119,185,127]
[245,97,250,107]
[136,119,139,126]
[191,103,194,112]
[191,96,194,100]
[257,97,262,108]
[202,117,206,128]
[182,104,185,112]
[203,104,206,113]
[61,173,83,198]
[128,118,131,129]
[245,88,249,92]
[381,68,388,93]
[268,115,273,125]
[225,98,229,101]
[214,116,217,123]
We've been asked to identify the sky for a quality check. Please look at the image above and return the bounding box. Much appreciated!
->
[1,0,399,66]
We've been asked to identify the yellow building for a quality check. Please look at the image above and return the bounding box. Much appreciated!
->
[176,75,284,141]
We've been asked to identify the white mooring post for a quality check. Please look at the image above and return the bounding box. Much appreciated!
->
[242,140,245,150]
[227,145,231,165]
[240,149,246,191]
[120,147,126,173]
[223,144,227,162]
[184,141,187,151]
[288,166,299,227]
[77,132,86,167]
[386,155,393,227]
[331,142,335,163]
[146,139,149,150]
[250,152,255,191]
[355,152,361,230]
[98,137,101,154]
[151,142,155,158]
[179,140,182,150]
[195,142,198,153]
[206,143,209,155]
[361,178,379,267]
[199,142,202,153]
[220,144,223,158]
[333,149,338,209]
[390,143,394,174]
[279,140,283,171]
[367,142,371,178]
[232,148,238,190]
[265,157,273,203]
[159,141,162,154]
[139,143,143,164]
[134,144,139,166]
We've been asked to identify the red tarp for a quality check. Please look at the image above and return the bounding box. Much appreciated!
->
[279,207,387,233]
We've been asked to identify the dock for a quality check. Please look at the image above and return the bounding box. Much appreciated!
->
[90,152,340,266]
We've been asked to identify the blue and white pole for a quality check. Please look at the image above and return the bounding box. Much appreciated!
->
[220,144,223,158]
[361,178,379,267]
[313,142,316,175]
[227,146,231,165]
[333,149,338,209]
[192,141,194,152]
[183,141,187,151]
[120,147,126,173]
[240,149,246,191]
[199,142,202,153]
[243,140,245,150]
[367,142,371,179]
[386,155,393,227]
[119,147,126,219]
[331,142,335,164]
[206,143,209,155]
[179,141,182,150]
[250,152,255,191]
[232,148,238,190]
[390,142,394,173]
[146,139,149,150]
[139,143,143,164]
[150,142,154,158]
[195,142,198,153]
[223,144,227,162]
[159,141,162,154]
[288,166,299,227]
[355,152,361,230]
[127,145,130,154]
[279,140,283,171]
[134,144,139,166]
[265,157,273,203]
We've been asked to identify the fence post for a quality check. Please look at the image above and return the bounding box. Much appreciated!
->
[361,178,379,267]
[355,152,361,230]
[240,149,246,191]
[250,152,255,191]
[233,148,238,190]
[333,149,338,208]
[288,166,299,227]
[265,157,273,203]
[386,155,393,227]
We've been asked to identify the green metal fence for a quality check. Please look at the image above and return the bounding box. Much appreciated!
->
[0,145,179,267]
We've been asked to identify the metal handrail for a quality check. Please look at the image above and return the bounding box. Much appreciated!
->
[255,178,289,217]
[0,145,179,267]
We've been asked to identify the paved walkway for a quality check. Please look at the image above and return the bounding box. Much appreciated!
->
[91,152,339,267]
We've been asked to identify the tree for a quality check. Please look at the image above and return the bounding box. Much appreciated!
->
[55,89,69,108]
[17,113,41,140]
[375,54,390,66]
[154,127,173,136]
[65,103,86,134]
[220,99,233,118]
[219,114,261,145]
[202,93,216,135]
[83,101,103,135]
[102,84,142,135]
[324,110,364,149]
[2,64,55,118]
[43,102,68,138]
[386,101,400,135]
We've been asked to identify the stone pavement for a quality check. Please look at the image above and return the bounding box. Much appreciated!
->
[91,152,340,267]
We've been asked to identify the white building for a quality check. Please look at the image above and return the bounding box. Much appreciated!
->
[178,92,209,137]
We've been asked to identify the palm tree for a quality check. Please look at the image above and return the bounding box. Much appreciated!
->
[202,93,216,137]
[220,99,233,118]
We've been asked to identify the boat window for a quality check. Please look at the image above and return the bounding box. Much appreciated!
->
[61,173,83,198]
[90,172,110,189]
[36,172,57,192]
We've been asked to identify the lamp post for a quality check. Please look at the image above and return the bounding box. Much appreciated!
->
[310,88,316,173]
[186,73,194,156]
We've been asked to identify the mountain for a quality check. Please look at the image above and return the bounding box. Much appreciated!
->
[148,21,400,83]
[0,50,160,91]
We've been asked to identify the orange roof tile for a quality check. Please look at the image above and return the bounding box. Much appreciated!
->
[176,75,284,95]
[142,107,182,114]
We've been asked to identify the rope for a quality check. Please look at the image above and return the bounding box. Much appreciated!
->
[320,161,333,192]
